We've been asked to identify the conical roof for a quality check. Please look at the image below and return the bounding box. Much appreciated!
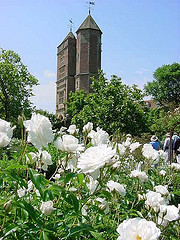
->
[62,31,76,43]
[77,14,102,33]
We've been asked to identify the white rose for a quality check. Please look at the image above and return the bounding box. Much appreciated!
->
[0,118,14,148]
[142,144,159,160]
[67,124,79,135]
[38,150,53,171]
[159,205,179,226]
[130,170,148,182]
[158,150,166,159]
[117,218,161,240]
[171,163,180,171]
[161,205,179,222]
[17,188,26,198]
[122,137,131,147]
[145,191,165,212]
[54,137,65,151]
[40,201,55,216]
[87,176,100,194]
[117,144,126,156]
[107,180,126,196]
[159,170,166,176]
[130,142,141,153]
[55,135,83,153]
[88,127,109,146]
[58,126,67,135]
[77,144,115,174]
[83,122,93,133]
[26,152,37,164]
[40,151,53,165]
[23,113,54,149]
[154,185,169,196]
[53,174,61,180]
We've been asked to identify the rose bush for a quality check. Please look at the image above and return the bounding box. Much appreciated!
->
[0,116,179,239]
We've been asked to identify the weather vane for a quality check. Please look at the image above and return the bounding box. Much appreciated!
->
[86,1,95,15]
[68,18,73,32]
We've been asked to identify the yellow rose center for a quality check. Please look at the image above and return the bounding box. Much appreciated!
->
[136,235,142,240]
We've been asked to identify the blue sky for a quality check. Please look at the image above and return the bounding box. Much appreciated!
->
[1,0,179,113]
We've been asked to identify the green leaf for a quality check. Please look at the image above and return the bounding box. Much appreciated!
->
[77,173,84,185]
[62,224,92,239]
[0,224,17,240]
[48,184,62,196]
[6,171,28,189]
[43,189,53,201]
[136,211,144,218]
[99,190,111,200]
[29,169,49,198]
[39,231,50,240]
[66,194,79,213]
[22,200,42,224]
[90,231,104,240]
[64,172,76,183]
[5,163,26,171]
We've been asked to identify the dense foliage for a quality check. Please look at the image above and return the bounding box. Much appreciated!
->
[0,48,38,123]
[0,115,179,239]
[144,63,180,108]
[67,72,149,136]
[146,106,180,137]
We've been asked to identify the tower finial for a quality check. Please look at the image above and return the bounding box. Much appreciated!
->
[69,18,73,32]
[86,1,95,15]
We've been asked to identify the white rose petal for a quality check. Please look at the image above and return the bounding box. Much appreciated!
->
[107,180,126,196]
[130,169,148,182]
[26,152,37,164]
[77,144,115,174]
[130,142,141,153]
[142,144,159,161]
[122,137,131,147]
[17,188,26,198]
[117,218,161,240]
[54,135,83,153]
[154,185,169,196]
[88,127,109,146]
[23,113,54,149]
[0,119,14,148]
[117,144,126,156]
[159,170,166,176]
[40,201,55,216]
[83,122,93,133]
[145,191,165,212]
[171,163,180,171]
[87,176,100,194]
[67,124,79,135]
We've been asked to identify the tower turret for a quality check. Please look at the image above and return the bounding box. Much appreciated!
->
[56,31,76,117]
[75,14,102,93]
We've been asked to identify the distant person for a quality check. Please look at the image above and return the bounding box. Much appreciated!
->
[172,132,179,150]
[150,135,160,150]
[163,133,173,163]
[150,135,160,168]
[174,137,180,164]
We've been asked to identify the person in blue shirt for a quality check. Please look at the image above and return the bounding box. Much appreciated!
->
[150,135,160,150]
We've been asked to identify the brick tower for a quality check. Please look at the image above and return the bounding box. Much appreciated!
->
[75,14,102,93]
[56,14,102,117]
[56,31,76,116]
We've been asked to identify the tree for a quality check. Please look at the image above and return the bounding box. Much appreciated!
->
[0,48,38,123]
[67,72,149,136]
[147,106,180,137]
[144,63,180,108]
